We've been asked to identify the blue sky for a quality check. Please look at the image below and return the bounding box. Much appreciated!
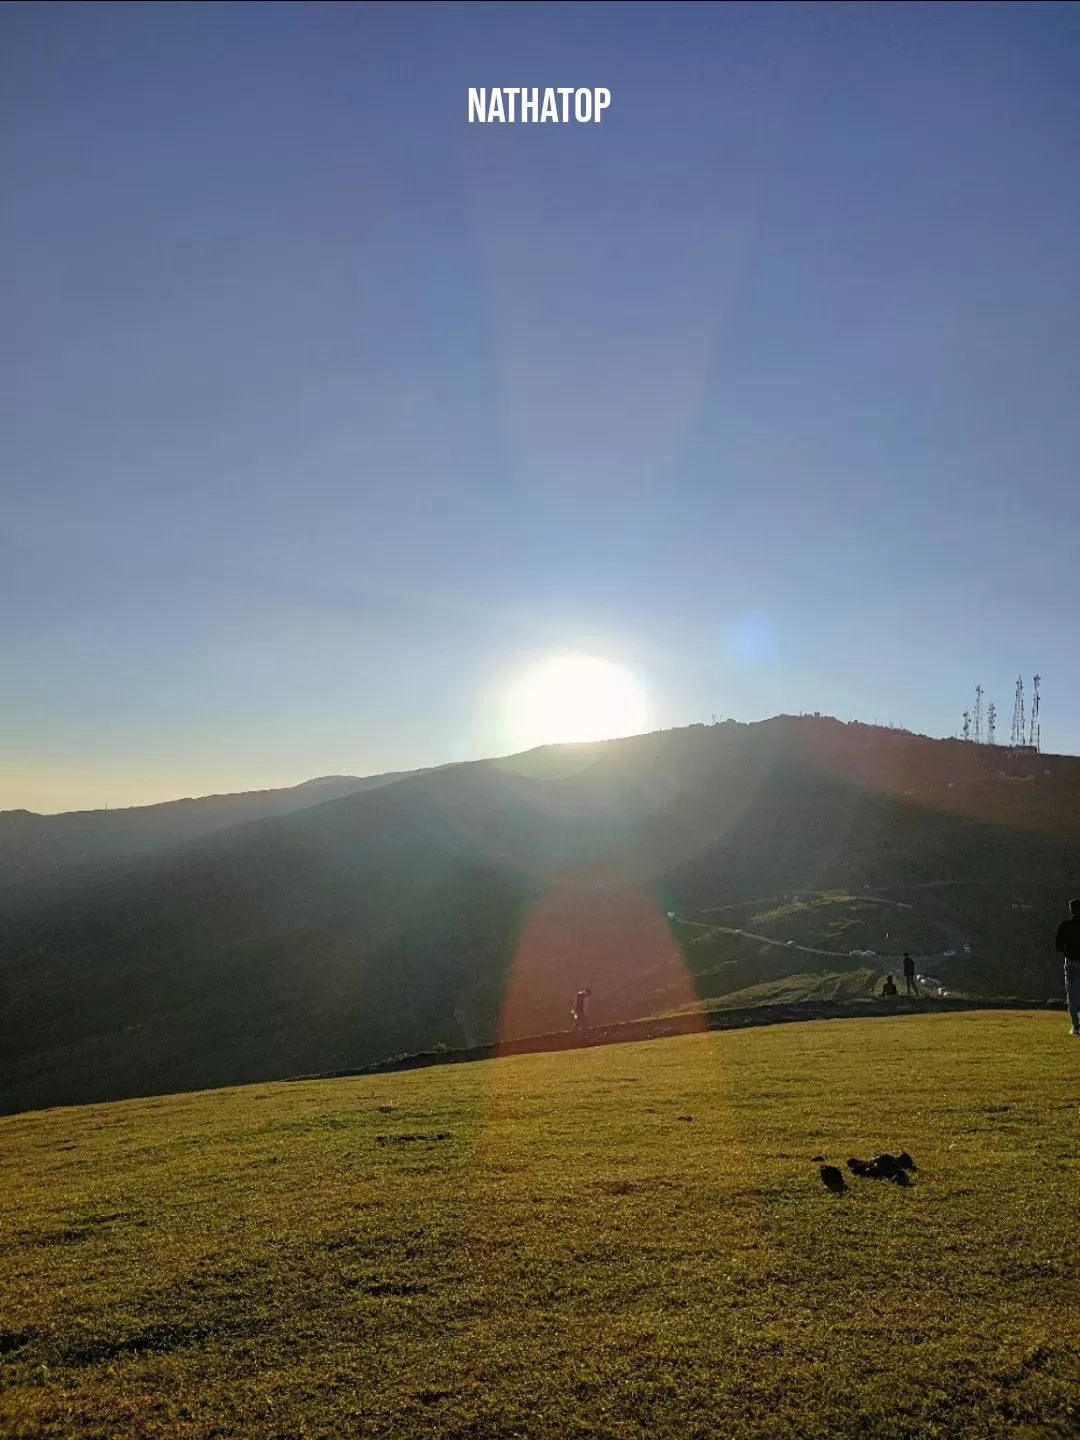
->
[4,1,1079,810]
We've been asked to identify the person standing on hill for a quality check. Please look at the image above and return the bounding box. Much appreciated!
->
[902,951,918,996]
[571,988,592,1033]
[1054,899,1080,1036]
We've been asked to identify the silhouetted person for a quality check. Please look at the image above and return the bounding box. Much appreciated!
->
[902,951,918,996]
[880,975,898,997]
[571,988,592,1032]
[1054,898,1080,1036]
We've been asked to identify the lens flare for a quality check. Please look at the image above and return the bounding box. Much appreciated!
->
[497,881,704,1044]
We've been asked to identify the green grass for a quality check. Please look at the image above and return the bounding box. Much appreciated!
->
[2,1012,1079,1438]
[661,966,884,1014]
[706,892,945,955]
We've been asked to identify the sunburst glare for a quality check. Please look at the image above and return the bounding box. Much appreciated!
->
[506,654,649,750]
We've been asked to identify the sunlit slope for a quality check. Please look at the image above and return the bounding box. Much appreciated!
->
[3,716,1080,1115]
[1,1012,1077,1439]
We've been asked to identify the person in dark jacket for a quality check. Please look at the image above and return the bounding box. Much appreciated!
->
[902,951,918,996]
[1055,899,1080,1035]
[571,988,592,1032]
[880,975,898,997]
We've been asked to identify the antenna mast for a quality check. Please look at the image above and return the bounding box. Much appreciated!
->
[973,685,983,744]
[962,710,971,742]
[1028,675,1041,751]
[986,702,996,745]
[1011,675,1025,747]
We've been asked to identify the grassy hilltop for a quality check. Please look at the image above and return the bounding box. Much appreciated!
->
[2,1011,1078,1439]
[3,715,1080,1115]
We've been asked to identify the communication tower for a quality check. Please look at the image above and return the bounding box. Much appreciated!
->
[1011,675,1025,747]
[1028,675,1041,752]
[962,710,971,742]
[973,685,983,744]
[986,702,996,745]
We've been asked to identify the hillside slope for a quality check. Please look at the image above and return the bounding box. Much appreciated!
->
[0,771,418,895]
[1,1013,1077,1439]
[2,717,1079,1114]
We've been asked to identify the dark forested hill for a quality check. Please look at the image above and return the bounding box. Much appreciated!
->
[3,716,1078,1115]
[0,771,417,895]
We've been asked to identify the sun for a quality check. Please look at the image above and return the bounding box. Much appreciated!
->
[507,655,649,750]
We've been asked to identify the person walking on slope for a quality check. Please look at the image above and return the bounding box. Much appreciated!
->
[1055,898,1080,1036]
[902,951,919,997]
[571,988,592,1033]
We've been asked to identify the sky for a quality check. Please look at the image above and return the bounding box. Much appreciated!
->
[4,1,1080,812]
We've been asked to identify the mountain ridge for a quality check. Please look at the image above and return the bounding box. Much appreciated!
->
[0,768,430,894]
[3,714,1078,1116]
